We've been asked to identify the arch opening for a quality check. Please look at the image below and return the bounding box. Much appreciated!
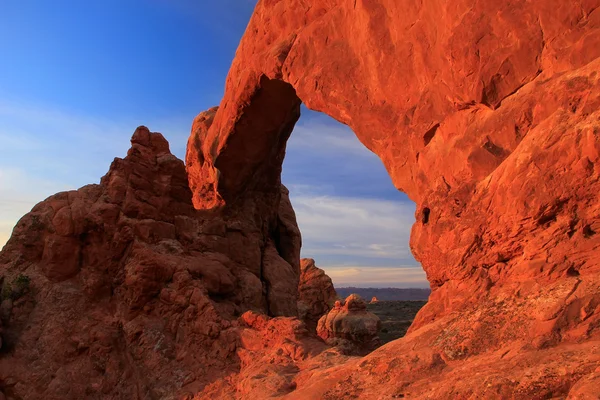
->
[190,76,430,338]
[282,106,429,343]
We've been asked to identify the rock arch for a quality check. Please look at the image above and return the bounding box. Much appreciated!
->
[1,0,598,398]
[187,0,600,360]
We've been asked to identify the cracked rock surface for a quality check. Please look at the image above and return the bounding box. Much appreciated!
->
[2,0,600,398]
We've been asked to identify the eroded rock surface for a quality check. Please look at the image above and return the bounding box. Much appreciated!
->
[317,294,381,356]
[297,258,337,331]
[1,0,600,398]
[0,128,302,399]
[186,0,600,397]
[197,311,342,399]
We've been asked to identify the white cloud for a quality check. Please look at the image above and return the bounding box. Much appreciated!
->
[291,194,416,260]
[0,100,192,153]
[284,111,426,288]
[288,121,370,157]
[322,265,427,288]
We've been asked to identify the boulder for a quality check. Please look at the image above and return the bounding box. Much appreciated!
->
[317,294,381,355]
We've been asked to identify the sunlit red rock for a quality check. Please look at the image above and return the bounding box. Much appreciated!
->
[316,294,381,355]
[186,0,600,397]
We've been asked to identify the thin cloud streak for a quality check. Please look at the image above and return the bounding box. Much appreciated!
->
[291,194,417,261]
[322,265,428,288]
[289,122,370,157]
[0,99,192,160]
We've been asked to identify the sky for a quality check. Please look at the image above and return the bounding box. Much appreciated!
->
[0,1,427,288]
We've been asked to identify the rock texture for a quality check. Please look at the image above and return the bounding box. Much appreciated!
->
[317,294,381,355]
[1,0,600,398]
[0,128,303,399]
[197,311,342,399]
[185,0,600,397]
[297,258,337,331]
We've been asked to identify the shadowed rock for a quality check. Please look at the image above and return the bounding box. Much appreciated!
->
[0,128,302,398]
[297,258,337,332]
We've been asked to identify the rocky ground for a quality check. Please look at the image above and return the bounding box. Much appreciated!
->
[367,301,427,344]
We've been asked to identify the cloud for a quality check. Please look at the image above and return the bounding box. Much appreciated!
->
[322,265,428,288]
[293,194,416,260]
[0,167,70,203]
[283,108,401,200]
[288,121,369,157]
[283,109,426,288]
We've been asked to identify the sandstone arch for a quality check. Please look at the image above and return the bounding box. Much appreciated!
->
[0,0,599,398]
[186,1,600,395]
[188,0,600,325]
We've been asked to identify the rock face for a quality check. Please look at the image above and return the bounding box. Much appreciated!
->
[317,294,381,355]
[0,128,303,399]
[1,0,600,398]
[198,311,336,399]
[370,297,378,304]
[297,258,337,331]
[185,0,600,397]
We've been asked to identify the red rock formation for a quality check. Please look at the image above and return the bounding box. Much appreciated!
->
[1,0,600,397]
[370,297,379,304]
[0,127,303,398]
[317,294,381,355]
[185,0,600,397]
[198,311,334,399]
[297,258,337,331]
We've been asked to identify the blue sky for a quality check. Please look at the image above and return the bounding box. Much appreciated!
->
[0,1,426,288]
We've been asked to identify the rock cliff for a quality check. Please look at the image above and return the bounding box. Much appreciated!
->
[1,0,600,398]
[0,128,303,398]
[186,0,600,397]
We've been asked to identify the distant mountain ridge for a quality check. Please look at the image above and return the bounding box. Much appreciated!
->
[335,287,430,301]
